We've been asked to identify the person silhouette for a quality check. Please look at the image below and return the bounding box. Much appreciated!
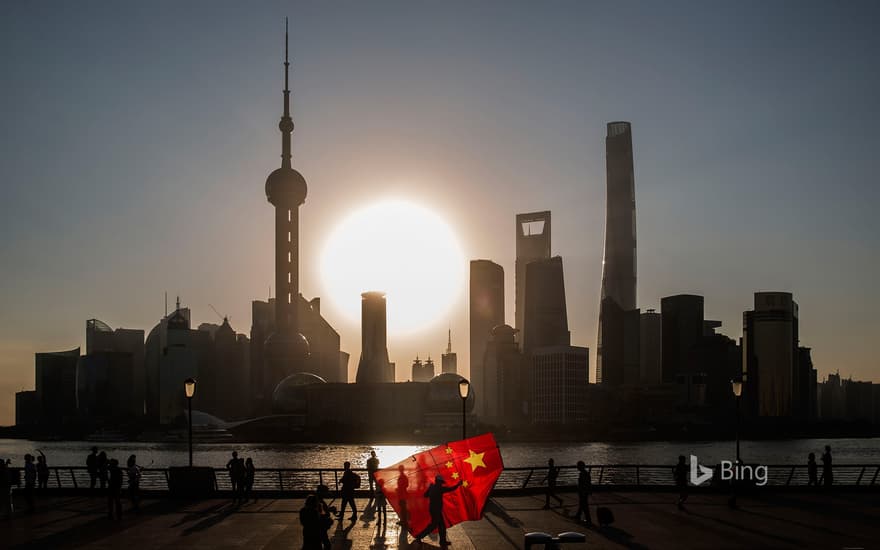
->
[23,453,36,513]
[0,459,12,518]
[107,459,123,520]
[97,451,108,490]
[300,494,332,550]
[821,445,833,487]
[375,478,388,529]
[226,451,241,495]
[541,458,564,509]
[674,455,689,509]
[126,455,141,511]
[337,461,359,522]
[244,458,256,502]
[574,460,592,524]
[36,451,49,490]
[414,475,462,545]
[86,447,99,489]
[395,464,410,529]
[807,452,818,487]
[366,451,380,494]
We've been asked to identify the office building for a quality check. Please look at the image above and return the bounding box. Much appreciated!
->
[522,256,570,356]
[356,291,394,383]
[481,324,526,425]
[531,345,589,425]
[639,309,662,385]
[35,348,80,426]
[469,260,504,417]
[441,330,457,374]
[515,211,551,337]
[85,319,145,418]
[596,122,638,385]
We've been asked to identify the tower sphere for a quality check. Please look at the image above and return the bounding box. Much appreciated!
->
[266,166,308,206]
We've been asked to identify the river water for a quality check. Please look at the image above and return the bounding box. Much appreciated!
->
[2,438,879,469]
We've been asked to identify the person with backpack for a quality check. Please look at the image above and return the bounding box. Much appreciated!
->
[337,461,360,522]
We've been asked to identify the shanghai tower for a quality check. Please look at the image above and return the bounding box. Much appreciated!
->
[264,20,310,388]
[596,121,637,385]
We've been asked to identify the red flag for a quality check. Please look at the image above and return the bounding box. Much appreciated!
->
[373,433,504,536]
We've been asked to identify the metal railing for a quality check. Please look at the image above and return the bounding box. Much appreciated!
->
[12,464,880,493]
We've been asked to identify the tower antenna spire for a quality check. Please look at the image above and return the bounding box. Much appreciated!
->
[446,327,452,354]
[279,16,293,168]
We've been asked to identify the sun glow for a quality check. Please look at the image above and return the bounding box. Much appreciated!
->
[319,199,466,335]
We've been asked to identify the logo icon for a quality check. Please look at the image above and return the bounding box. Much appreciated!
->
[689,454,713,486]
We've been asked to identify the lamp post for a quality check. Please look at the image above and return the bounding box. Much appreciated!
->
[458,379,470,440]
[731,377,743,463]
[184,378,196,467]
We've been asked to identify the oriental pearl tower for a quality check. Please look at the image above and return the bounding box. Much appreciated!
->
[264,19,310,390]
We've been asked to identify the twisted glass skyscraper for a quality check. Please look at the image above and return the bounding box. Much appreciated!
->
[596,121,637,385]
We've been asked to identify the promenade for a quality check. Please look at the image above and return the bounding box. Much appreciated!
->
[6,491,879,549]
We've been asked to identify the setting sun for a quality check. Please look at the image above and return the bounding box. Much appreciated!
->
[319,199,466,335]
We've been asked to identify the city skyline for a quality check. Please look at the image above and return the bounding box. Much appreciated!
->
[2,1,880,425]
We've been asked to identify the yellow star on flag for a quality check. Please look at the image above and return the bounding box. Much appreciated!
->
[445,461,454,469]
[463,449,486,471]
[445,447,453,454]
[452,472,459,480]
[462,480,469,488]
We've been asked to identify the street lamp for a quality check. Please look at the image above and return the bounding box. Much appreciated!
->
[458,379,470,440]
[731,377,743,463]
[184,378,196,467]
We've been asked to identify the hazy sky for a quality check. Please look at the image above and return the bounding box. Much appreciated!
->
[2,1,879,425]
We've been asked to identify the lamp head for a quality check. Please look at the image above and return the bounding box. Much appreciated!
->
[458,378,470,400]
[184,377,197,399]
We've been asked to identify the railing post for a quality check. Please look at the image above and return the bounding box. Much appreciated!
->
[635,466,640,487]
[786,466,795,486]
[278,471,284,491]
[871,467,880,486]
[55,468,61,488]
[523,468,533,489]
[70,468,77,489]
[598,467,604,485]
[856,467,866,486]
[319,470,324,487]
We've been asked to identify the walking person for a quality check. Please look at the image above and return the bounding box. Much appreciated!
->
[226,451,241,497]
[36,450,49,490]
[97,451,109,490]
[87,447,99,489]
[807,452,819,488]
[674,455,689,509]
[126,455,141,511]
[541,458,564,509]
[414,475,462,545]
[375,478,388,530]
[107,459,123,520]
[821,445,833,487]
[243,458,255,502]
[23,453,36,513]
[396,464,410,529]
[337,461,360,522]
[366,451,380,495]
[574,461,592,525]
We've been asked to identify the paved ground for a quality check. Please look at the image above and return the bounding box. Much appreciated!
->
[5,491,879,549]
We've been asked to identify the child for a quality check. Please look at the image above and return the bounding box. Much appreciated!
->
[375,478,387,528]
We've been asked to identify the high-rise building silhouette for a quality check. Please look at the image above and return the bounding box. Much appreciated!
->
[596,122,637,385]
[522,256,570,356]
[356,291,394,383]
[515,211,551,337]
[639,309,662,385]
[263,20,310,390]
[531,345,589,425]
[481,324,526,425]
[660,294,704,384]
[441,329,457,374]
[469,260,504,417]
[34,348,79,426]
[742,292,810,418]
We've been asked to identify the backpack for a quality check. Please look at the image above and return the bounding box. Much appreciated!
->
[353,473,362,489]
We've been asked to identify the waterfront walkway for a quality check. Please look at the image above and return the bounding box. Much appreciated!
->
[7,491,879,549]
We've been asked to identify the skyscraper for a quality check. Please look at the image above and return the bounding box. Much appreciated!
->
[469,260,504,417]
[515,211,551,337]
[596,121,637,385]
[522,256,570,356]
[660,294,705,384]
[441,330,457,374]
[356,291,393,383]
[263,21,310,389]
[531,345,590,425]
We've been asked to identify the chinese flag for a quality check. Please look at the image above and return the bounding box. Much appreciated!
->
[373,433,503,536]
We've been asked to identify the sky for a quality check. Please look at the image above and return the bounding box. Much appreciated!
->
[1,0,879,425]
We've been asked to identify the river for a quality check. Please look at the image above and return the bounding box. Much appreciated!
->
[2,437,879,469]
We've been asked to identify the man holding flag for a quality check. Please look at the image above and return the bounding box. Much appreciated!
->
[372,433,504,544]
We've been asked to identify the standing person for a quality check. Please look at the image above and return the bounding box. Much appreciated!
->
[243,458,256,502]
[23,453,36,513]
[126,455,141,511]
[807,453,819,488]
[574,461,592,525]
[396,464,410,529]
[97,451,109,490]
[300,495,332,550]
[541,458,564,509]
[337,461,359,522]
[414,476,462,545]
[374,478,388,530]
[822,445,833,487]
[36,450,49,490]
[107,459,123,520]
[226,451,241,496]
[366,451,380,495]
[315,484,334,550]
[674,455,689,509]
[86,447,99,489]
